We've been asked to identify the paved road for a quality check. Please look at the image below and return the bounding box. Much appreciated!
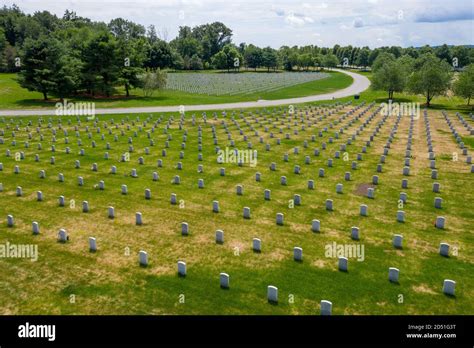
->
[0,69,370,116]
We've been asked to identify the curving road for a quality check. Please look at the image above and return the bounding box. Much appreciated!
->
[0,69,370,116]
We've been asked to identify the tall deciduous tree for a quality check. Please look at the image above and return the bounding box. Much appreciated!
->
[407,54,453,107]
[453,64,474,106]
[371,59,409,99]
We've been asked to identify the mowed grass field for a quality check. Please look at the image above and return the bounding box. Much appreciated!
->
[0,101,473,315]
[0,70,352,110]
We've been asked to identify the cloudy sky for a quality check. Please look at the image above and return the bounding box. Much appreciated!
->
[5,0,474,48]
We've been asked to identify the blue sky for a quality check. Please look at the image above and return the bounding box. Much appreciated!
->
[5,0,474,48]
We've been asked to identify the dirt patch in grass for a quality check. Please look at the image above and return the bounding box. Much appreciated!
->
[354,183,374,196]
[412,284,437,295]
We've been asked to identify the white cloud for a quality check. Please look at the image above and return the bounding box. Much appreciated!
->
[2,0,472,48]
[353,17,364,28]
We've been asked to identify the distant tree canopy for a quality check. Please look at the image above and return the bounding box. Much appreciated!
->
[1,4,473,100]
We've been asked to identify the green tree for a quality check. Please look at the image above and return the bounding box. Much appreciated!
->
[17,35,78,100]
[117,38,145,97]
[297,53,313,71]
[322,54,338,69]
[141,69,167,97]
[0,27,6,71]
[145,39,173,70]
[371,52,395,72]
[211,50,227,69]
[108,18,145,40]
[371,59,408,99]
[189,54,203,70]
[407,54,453,107]
[243,44,262,71]
[191,22,232,63]
[81,31,120,97]
[261,47,278,72]
[356,48,370,69]
[453,64,474,105]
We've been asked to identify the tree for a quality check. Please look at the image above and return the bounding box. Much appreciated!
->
[407,54,453,107]
[211,51,227,70]
[17,35,78,100]
[191,22,232,62]
[108,18,145,40]
[141,69,167,97]
[176,36,202,62]
[189,54,203,70]
[371,59,408,99]
[244,44,262,71]
[117,38,145,97]
[145,39,173,70]
[261,47,278,71]
[435,44,452,65]
[211,44,241,72]
[170,50,184,70]
[297,53,313,71]
[371,52,395,72]
[451,45,471,68]
[368,48,380,66]
[0,27,6,71]
[279,46,298,71]
[81,31,120,97]
[453,64,474,105]
[322,54,338,69]
[356,48,370,69]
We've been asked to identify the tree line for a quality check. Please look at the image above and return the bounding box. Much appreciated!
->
[0,4,473,102]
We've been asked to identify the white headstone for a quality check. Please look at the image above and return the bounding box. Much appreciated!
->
[243,207,251,219]
[439,243,450,257]
[58,228,68,242]
[393,234,403,249]
[181,222,189,235]
[253,238,261,252]
[351,226,360,240]
[136,212,143,225]
[6,214,14,227]
[32,221,40,234]
[178,261,186,276]
[338,257,348,272]
[294,247,303,261]
[435,216,445,229]
[311,219,320,232]
[388,267,399,282]
[216,230,224,244]
[267,285,278,303]
[397,210,405,223]
[139,250,148,266]
[442,279,455,296]
[220,273,230,289]
[89,237,97,252]
[320,300,332,315]
[326,199,333,211]
[276,213,284,225]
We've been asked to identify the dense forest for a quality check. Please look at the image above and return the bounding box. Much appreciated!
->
[0,5,473,102]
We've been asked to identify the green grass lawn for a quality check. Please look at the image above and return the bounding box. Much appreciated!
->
[0,99,472,315]
[0,71,352,110]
